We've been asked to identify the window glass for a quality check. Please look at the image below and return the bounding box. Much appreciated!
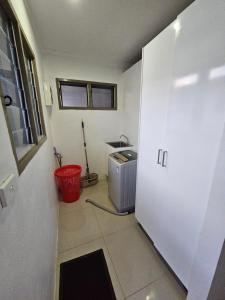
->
[91,85,114,108]
[0,8,34,159]
[61,84,88,107]
[24,55,43,138]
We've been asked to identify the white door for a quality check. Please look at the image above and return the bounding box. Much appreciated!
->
[153,0,225,287]
[135,22,176,243]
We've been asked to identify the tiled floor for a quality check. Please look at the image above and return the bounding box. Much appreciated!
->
[55,180,187,300]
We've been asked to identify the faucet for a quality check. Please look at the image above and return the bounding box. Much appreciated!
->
[120,134,129,145]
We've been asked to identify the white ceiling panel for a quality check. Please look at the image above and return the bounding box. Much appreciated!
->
[25,0,194,69]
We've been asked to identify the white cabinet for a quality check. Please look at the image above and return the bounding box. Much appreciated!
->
[136,22,175,243]
[136,0,225,288]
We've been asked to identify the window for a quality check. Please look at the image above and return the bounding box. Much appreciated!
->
[57,78,117,110]
[0,2,46,174]
[23,35,44,139]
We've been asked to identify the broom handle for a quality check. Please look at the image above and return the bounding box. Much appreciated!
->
[81,121,90,175]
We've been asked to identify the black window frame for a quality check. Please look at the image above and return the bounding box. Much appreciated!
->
[0,0,46,174]
[56,78,117,110]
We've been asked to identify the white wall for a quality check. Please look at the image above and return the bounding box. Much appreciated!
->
[187,124,225,300]
[121,61,142,150]
[43,53,124,177]
[0,1,58,300]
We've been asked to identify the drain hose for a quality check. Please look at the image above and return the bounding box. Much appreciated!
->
[85,199,128,216]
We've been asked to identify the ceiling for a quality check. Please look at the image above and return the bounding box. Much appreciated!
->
[25,0,194,70]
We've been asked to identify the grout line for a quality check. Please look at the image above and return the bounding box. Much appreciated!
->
[58,197,103,256]
[94,210,168,299]
[57,235,102,260]
[58,200,91,216]
[57,181,184,300]
[101,220,137,239]
[91,198,137,237]
[93,203,126,299]
[124,274,166,299]
[57,180,127,298]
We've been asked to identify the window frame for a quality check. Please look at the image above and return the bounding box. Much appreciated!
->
[0,0,46,175]
[21,32,45,139]
[56,78,117,111]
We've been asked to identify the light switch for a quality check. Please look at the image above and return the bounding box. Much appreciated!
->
[0,174,17,208]
[43,82,53,106]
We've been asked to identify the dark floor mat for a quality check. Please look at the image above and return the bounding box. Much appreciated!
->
[59,249,116,300]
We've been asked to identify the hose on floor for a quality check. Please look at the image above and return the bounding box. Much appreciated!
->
[85,198,129,216]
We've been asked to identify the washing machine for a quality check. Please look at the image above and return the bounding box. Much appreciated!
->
[108,150,137,213]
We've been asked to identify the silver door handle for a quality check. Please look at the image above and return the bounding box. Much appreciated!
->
[162,151,168,167]
[157,149,163,165]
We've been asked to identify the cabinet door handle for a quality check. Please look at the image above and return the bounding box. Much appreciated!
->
[157,149,163,165]
[162,151,168,168]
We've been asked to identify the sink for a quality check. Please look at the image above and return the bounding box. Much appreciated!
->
[107,141,132,148]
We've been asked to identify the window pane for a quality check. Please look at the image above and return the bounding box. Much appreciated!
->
[92,85,114,108]
[61,84,87,107]
[0,9,34,159]
[24,55,43,138]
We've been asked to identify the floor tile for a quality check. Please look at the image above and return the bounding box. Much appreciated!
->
[95,206,136,236]
[105,225,167,297]
[84,182,136,236]
[58,207,101,253]
[85,188,114,210]
[56,180,185,300]
[85,182,113,205]
[126,274,187,300]
[59,180,108,215]
[83,180,108,199]
[59,196,83,214]
[57,238,125,300]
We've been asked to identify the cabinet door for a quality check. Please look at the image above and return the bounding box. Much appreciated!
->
[154,0,225,287]
[135,23,175,242]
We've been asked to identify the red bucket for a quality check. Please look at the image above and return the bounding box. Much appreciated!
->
[54,165,82,203]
